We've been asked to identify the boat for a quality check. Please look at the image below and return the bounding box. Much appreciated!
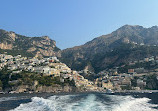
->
[106,89,114,93]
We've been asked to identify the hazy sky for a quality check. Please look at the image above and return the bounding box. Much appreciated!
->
[0,0,158,49]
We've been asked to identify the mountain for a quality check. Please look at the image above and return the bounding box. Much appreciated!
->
[1,25,158,73]
[60,25,158,73]
[0,29,60,57]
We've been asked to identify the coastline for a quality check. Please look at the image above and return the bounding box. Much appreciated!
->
[0,90,98,96]
[1,89,158,96]
[114,90,158,93]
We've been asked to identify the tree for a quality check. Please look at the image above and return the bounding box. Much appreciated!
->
[0,80,3,88]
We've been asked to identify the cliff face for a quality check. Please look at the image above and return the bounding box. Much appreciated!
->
[12,85,75,93]
[0,29,60,57]
[60,25,158,73]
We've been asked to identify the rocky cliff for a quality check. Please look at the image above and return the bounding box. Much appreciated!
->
[0,29,60,57]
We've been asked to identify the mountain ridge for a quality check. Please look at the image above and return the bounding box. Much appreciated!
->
[60,25,158,73]
[1,25,158,73]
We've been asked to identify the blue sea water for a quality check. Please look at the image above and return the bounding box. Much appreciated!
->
[0,92,158,111]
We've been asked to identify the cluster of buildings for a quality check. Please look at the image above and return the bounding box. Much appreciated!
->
[0,54,97,91]
[93,70,132,91]
[128,56,157,66]
[1,53,158,92]
[127,56,158,74]
[93,56,158,91]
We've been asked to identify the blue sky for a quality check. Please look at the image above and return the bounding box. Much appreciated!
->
[0,0,158,49]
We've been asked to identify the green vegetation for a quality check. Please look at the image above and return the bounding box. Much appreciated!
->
[0,69,75,90]
[0,67,12,89]
[0,49,34,57]
[120,85,132,90]
[131,77,138,87]
[145,74,158,90]
[118,61,158,73]
[0,80,3,88]
[131,74,158,90]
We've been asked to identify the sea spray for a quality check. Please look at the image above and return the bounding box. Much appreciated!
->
[10,93,158,111]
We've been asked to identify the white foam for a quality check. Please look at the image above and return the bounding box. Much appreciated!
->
[10,95,74,111]
[10,94,158,111]
[67,94,106,111]
[10,97,56,111]
[115,97,158,111]
[107,95,158,111]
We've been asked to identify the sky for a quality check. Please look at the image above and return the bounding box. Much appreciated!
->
[0,0,158,49]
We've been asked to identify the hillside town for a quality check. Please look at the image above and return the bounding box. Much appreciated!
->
[0,53,158,93]
[0,54,98,93]
[92,55,158,91]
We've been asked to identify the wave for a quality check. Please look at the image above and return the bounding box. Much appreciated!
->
[9,94,75,111]
[10,94,158,111]
[108,95,158,111]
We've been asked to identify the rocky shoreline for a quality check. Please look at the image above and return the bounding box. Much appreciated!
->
[114,90,158,93]
[1,89,158,95]
[0,85,78,94]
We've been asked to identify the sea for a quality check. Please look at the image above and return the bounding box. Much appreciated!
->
[0,92,158,111]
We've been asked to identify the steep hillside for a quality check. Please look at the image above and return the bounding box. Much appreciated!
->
[0,29,60,57]
[60,25,158,73]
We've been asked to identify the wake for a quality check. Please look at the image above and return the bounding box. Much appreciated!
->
[10,94,158,111]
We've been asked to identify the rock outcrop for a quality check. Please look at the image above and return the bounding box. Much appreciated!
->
[0,29,60,57]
